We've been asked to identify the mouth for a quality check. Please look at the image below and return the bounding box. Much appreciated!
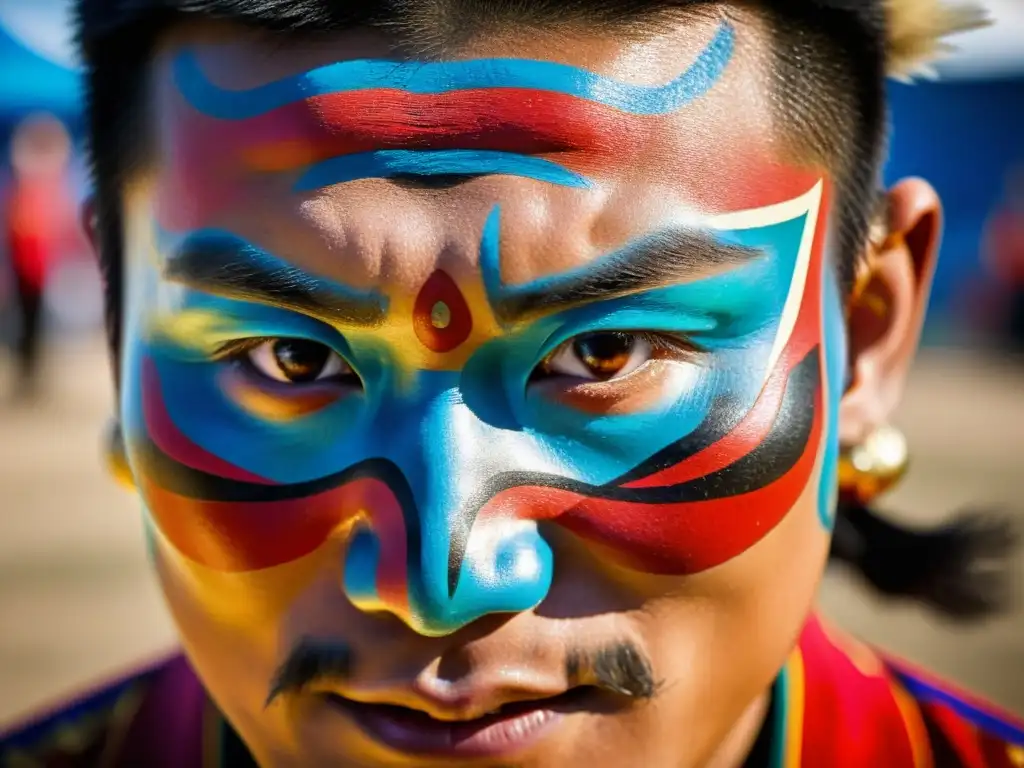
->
[325,687,601,758]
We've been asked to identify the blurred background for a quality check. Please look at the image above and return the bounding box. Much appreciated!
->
[0,0,1022,730]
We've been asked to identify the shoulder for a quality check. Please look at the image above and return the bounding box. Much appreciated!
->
[789,615,1024,768]
[0,654,215,768]
[885,655,1024,768]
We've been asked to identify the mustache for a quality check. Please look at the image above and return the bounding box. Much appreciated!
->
[266,638,353,707]
[566,641,659,700]
[266,637,658,708]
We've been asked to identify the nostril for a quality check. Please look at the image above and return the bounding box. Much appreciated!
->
[343,514,555,636]
[343,527,391,613]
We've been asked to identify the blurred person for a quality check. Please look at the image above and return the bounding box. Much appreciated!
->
[1,0,1022,767]
[2,113,81,399]
[0,166,11,345]
[983,167,1024,356]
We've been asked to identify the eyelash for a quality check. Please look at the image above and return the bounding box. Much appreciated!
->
[211,336,275,364]
[211,330,702,380]
[626,331,701,357]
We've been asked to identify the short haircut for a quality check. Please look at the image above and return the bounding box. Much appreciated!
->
[73,0,888,367]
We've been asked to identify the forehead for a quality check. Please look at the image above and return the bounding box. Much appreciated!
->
[143,12,804,289]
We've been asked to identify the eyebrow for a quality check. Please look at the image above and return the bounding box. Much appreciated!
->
[163,231,387,326]
[480,210,761,325]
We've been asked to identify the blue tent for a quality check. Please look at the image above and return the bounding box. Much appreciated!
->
[886,76,1024,328]
[0,20,80,122]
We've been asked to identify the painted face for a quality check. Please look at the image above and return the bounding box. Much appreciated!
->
[122,12,847,768]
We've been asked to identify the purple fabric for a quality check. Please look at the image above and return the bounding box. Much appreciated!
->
[116,655,209,767]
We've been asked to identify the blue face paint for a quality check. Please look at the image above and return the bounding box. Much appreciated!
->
[817,265,846,529]
[295,149,592,191]
[134,179,823,637]
[148,200,805,486]
[173,23,735,121]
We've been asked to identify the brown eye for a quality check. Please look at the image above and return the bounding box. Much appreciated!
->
[246,338,352,383]
[574,333,636,377]
[541,332,652,381]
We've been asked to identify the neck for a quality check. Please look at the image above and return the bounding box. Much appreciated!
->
[701,688,774,768]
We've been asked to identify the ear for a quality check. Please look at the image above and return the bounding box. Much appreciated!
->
[80,195,99,259]
[839,178,942,446]
[104,419,137,491]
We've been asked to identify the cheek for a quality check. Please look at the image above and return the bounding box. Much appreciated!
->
[553,477,831,768]
[149,538,310,759]
[148,517,335,629]
[479,183,837,577]
[126,353,369,574]
[645,474,831,742]
[510,343,825,574]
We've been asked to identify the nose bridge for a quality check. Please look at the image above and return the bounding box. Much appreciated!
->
[342,379,553,636]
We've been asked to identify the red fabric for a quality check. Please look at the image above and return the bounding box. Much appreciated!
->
[978,729,1022,768]
[799,615,1024,767]
[923,701,988,768]
[799,617,918,767]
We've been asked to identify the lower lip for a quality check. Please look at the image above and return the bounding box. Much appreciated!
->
[329,695,568,759]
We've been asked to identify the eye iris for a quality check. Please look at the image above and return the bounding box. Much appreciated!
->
[272,339,330,382]
[574,332,635,378]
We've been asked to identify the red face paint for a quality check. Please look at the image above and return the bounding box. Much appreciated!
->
[155,71,824,232]
[138,360,409,611]
[462,182,831,574]
[413,270,473,353]
[243,89,629,167]
[135,184,829,580]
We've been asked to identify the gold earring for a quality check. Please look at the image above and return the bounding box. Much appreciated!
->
[103,420,137,490]
[838,424,909,505]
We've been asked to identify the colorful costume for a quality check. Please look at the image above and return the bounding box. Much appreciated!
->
[3,615,1021,768]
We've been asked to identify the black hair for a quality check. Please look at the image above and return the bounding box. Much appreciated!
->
[830,498,1018,622]
[74,0,887,369]
[73,0,1015,621]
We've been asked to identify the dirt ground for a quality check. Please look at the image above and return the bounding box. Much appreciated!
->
[0,337,1022,729]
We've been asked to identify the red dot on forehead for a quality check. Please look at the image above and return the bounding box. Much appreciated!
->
[413,270,473,353]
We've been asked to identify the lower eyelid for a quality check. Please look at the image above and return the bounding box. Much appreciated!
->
[532,359,694,416]
[218,367,348,422]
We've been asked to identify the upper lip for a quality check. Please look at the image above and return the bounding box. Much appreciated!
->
[309,676,574,722]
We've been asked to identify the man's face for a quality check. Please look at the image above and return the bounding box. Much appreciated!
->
[121,9,847,767]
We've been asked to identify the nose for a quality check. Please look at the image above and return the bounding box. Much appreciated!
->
[342,383,553,636]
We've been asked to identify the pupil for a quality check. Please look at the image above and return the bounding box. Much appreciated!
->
[574,332,634,377]
[272,339,329,383]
